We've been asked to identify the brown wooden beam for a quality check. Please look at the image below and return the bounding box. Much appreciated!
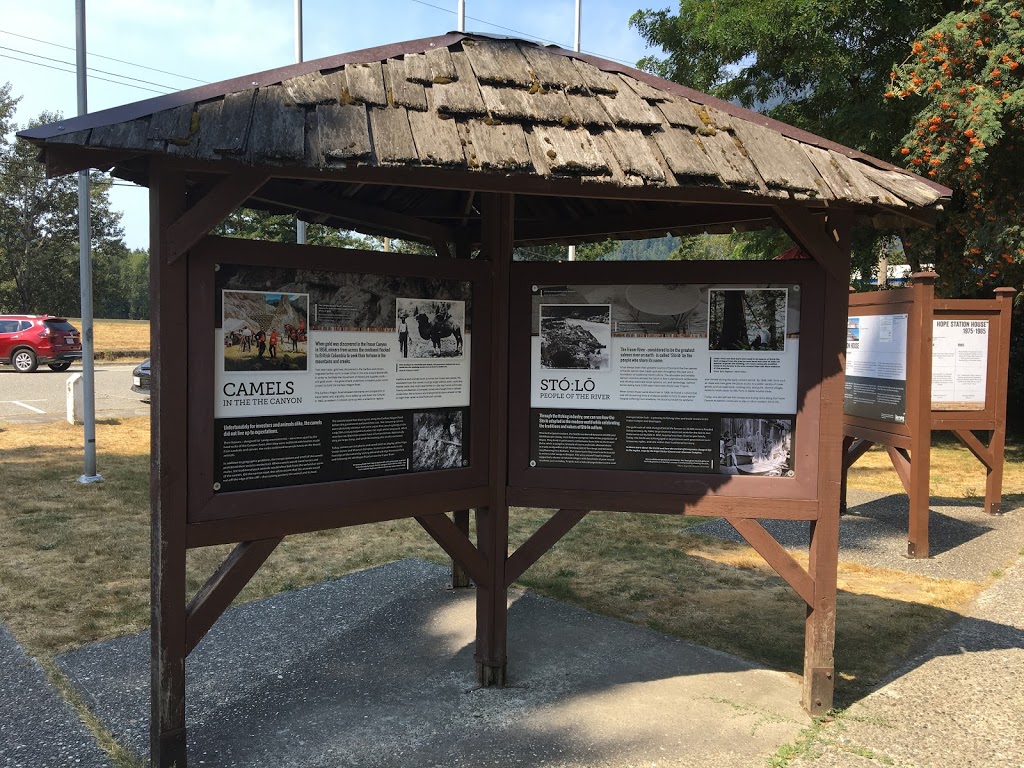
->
[773,205,848,285]
[844,438,876,469]
[886,445,913,495]
[185,538,283,655]
[952,429,995,470]
[415,513,489,587]
[476,191,514,688]
[166,171,269,263]
[150,160,189,768]
[251,182,454,244]
[505,509,589,587]
[450,510,472,588]
[729,518,814,606]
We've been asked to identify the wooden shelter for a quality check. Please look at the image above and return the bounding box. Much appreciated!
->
[20,33,950,768]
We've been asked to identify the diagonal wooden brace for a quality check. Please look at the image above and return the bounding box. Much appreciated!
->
[166,171,270,263]
[185,537,282,655]
[729,518,815,607]
[416,513,489,587]
[505,509,589,587]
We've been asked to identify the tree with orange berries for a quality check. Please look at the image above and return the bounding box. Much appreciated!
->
[890,0,1023,296]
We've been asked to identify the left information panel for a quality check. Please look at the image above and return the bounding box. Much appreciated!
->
[213,264,472,492]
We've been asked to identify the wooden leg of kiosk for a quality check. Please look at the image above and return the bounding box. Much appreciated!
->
[151,162,189,767]
[985,430,1006,516]
[451,510,472,588]
[475,505,508,686]
[839,436,854,514]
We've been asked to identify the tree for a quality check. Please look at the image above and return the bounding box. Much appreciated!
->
[0,92,126,316]
[629,1,962,275]
[890,0,1024,296]
[631,0,960,158]
[513,240,618,261]
[214,207,378,250]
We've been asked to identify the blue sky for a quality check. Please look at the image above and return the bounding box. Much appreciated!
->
[2,0,667,250]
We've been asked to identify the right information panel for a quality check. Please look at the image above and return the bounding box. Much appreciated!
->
[528,283,800,477]
[932,318,989,410]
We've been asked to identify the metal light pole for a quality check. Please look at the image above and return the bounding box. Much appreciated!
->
[76,0,101,483]
[295,0,307,245]
[458,0,466,32]
[567,0,581,262]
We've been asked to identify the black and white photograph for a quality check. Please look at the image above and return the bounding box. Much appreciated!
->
[708,288,788,352]
[539,303,612,370]
[719,417,794,476]
[412,409,465,471]
[222,290,309,372]
[396,298,465,359]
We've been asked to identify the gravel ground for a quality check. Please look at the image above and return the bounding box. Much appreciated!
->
[0,624,111,768]
[787,553,1024,768]
[692,489,1024,582]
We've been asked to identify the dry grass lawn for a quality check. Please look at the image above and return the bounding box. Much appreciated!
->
[0,417,1018,711]
[68,318,150,354]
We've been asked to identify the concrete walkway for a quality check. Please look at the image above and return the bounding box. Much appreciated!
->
[55,559,809,767]
[790,554,1024,768]
[2,491,1021,767]
[0,624,111,768]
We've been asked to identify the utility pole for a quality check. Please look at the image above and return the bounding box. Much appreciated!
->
[295,0,307,245]
[76,0,101,483]
[458,0,465,32]
[567,0,581,262]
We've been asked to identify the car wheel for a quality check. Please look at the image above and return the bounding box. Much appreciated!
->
[48,361,72,372]
[12,348,38,373]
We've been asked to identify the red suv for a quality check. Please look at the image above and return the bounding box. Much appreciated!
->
[0,315,82,372]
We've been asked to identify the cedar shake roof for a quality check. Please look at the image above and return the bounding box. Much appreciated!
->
[20,33,950,244]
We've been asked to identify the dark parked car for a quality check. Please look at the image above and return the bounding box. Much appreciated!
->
[0,315,82,372]
[132,358,152,398]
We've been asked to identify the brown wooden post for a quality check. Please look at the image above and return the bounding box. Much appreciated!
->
[778,207,851,715]
[475,192,513,686]
[907,272,937,557]
[839,435,854,514]
[985,287,1017,514]
[451,510,472,588]
[150,160,189,767]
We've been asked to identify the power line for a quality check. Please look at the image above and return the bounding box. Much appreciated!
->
[0,53,170,95]
[0,27,208,85]
[408,0,637,68]
[0,45,179,92]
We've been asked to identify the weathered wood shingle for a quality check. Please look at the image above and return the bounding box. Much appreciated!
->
[22,34,945,217]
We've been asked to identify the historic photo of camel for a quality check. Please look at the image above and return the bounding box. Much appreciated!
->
[222,290,309,372]
[395,298,465,359]
[539,304,611,370]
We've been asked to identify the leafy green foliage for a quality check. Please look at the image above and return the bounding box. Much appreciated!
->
[890,0,1024,295]
[0,92,132,317]
[630,0,960,158]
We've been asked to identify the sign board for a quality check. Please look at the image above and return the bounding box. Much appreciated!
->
[212,264,472,493]
[932,319,989,410]
[843,313,908,423]
[527,282,800,477]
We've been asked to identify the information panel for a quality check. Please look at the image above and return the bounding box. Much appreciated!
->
[528,283,800,477]
[932,319,989,410]
[844,313,908,423]
[213,264,471,492]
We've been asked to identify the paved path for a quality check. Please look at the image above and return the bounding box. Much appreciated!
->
[0,363,149,424]
[790,554,1024,768]
[0,624,111,768]
[57,560,809,768]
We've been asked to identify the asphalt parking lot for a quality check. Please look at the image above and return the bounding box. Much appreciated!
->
[0,362,150,424]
